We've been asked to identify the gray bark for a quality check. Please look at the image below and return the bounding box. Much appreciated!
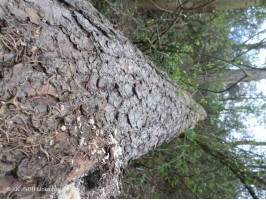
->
[0,0,206,198]
[197,69,266,84]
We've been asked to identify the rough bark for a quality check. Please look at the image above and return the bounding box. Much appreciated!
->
[131,0,266,12]
[196,69,266,84]
[0,0,206,198]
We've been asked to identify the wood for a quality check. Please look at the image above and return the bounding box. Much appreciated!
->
[131,0,266,12]
[197,69,266,84]
[0,0,206,198]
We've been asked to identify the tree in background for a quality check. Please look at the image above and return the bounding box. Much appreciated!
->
[131,0,266,12]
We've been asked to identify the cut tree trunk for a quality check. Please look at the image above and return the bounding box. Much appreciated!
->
[0,0,206,198]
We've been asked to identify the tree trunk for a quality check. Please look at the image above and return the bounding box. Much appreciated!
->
[196,69,266,84]
[131,0,266,12]
[0,0,206,198]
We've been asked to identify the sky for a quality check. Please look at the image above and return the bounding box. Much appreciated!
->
[244,21,266,141]
[222,13,266,159]
[250,79,266,141]
[223,10,266,143]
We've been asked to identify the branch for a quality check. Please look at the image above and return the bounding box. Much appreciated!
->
[243,29,266,45]
[181,70,248,94]
[180,0,216,11]
[173,50,266,71]
[219,95,266,101]
[194,138,259,199]
[197,53,266,71]
[230,140,266,147]
[233,38,266,59]
[148,0,175,13]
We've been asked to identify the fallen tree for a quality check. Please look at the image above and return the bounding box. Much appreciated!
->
[0,0,206,198]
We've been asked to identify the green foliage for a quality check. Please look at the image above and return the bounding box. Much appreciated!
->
[131,9,235,92]
[121,78,266,198]
[128,170,150,183]
[92,0,120,19]
[184,128,195,141]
